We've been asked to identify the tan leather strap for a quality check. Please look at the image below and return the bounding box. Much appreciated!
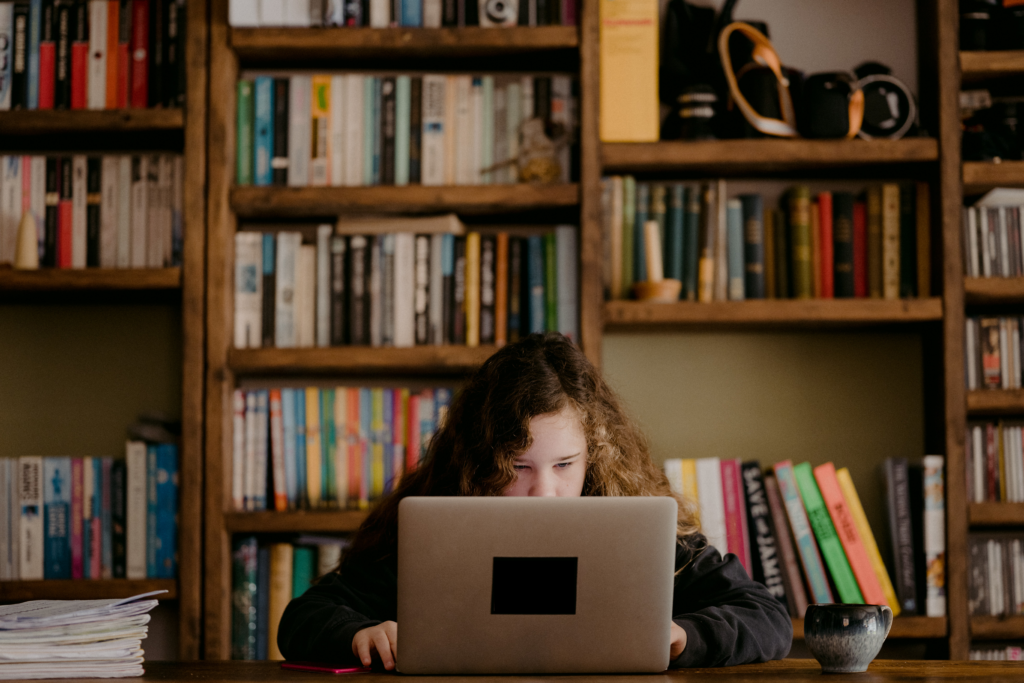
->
[846,88,864,139]
[719,22,798,137]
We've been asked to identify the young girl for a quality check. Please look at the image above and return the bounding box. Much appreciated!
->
[278,333,792,669]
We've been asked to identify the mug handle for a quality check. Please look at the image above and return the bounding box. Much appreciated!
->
[880,605,893,639]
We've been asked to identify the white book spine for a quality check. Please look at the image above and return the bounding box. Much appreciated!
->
[330,75,345,186]
[71,155,87,268]
[999,207,1010,277]
[343,75,364,187]
[423,0,441,26]
[232,389,246,510]
[234,231,263,348]
[393,232,415,347]
[428,233,443,344]
[18,456,43,580]
[316,224,332,347]
[556,225,578,341]
[87,0,107,110]
[980,209,991,277]
[1001,320,1009,389]
[254,390,269,509]
[297,244,317,347]
[973,425,985,504]
[259,0,284,24]
[283,0,310,25]
[146,155,162,267]
[125,442,147,579]
[923,455,946,617]
[369,0,388,27]
[29,156,45,259]
[0,156,20,264]
[421,75,446,187]
[288,76,312,187]
[454,77,472,185]
[230,0,261,26]
[966,318,977,390]
[275,231,300,347]
[414,235,429,344]
[99,156,118,267]
[967,207,978,277]
[664,459,683,495]
[116,156,132,268]
[695,457,727,554]
[130,156,148,268]
[244,391,258,510]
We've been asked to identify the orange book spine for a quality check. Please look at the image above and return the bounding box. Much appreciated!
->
[818,191,833,299]
[813,462,887,605]
[347,387,360,508]
[495,232,508,346]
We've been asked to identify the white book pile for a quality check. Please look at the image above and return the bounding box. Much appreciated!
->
[0,591,163,680]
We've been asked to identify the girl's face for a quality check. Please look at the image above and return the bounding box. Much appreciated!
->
[503,406,587,497]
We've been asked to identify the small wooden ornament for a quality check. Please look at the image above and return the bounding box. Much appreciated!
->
[632,219,682,302]
[14,211,39,270]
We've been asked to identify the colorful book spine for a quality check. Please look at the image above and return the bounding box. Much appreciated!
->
[305,387,322,508]
[772,460,833,605]
[230,535,258,660]
[764,473,809,617]
[155,443,178,579]
[694,457,726,554]
[70,457,83,578]
[741,461,788,607]
[923,455,946,617]
[42,457,71,579]
[527,235,544,334]
[720,458,751,575]
[884,457,917,613]
[726,199,744,301]
[253,76,273,186]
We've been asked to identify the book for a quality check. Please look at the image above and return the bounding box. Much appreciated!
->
[480,234,495,344]
[833,192,855,298]
[234,231,263,349]
[720,458,750,576]
[853,199,867,297]
[129,0,147,107]
[694,457,726,554]
[267,542,293,660]
[789,187,813,299]
[772,460,833,605]
[428,233,444,344]
[414,233,430,345]
[741,462,788,609]
[817,191,834,298]
[288,75,311,188]
[597,0,657,141]
[274,231,300,348]
[764,473,808,617]
[726,198,744,300]
[740,194,764,299]
[899,182,916,297]
[124,441,147,579]
[881,183,900,299]
[465,231,480,346]
[544,232,557,331]
[316,224,332,347]
[231,536,258,660]
[330,235,348,345]
[42,457,71,579]
[697,183,716,302]
[883,457,918,613]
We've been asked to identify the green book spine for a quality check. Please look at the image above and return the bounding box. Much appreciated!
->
[230,535,258,660]
[793,462,864,603]
[292,545,317,599]
[788,186,813,299]
[622,176,636,294]
[544,232,558,331]
[773,208,790,299]
[322,390,336,504]
[666,184,684,283]
[683,186,700,300]
[899,183,917,297]
[394,76,411,187]
[236,81,254,186]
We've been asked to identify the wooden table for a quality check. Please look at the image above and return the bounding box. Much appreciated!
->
[18,660,1023,682]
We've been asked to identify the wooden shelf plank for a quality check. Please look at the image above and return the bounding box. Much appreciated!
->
[0,579,177,602]
[792,616,946,640]
[966,390,1024,415]
[230,184,580,217]
[0,109,183,133]
[228,345,498,375]
[970,503,1024,526]
[0,268,182,291]
[960,51,1024,83]
[964,277,1024,304]
[230,27,578,60]
[963,161,1024,192]
[601,138,939,173]
[971,615,1024,639]
[603,298,943,329]
[224,510,369,533]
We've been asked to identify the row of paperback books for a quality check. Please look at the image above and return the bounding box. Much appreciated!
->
[967,421,1024,504]
[0,0,185,111]
[234,220,578,349]
[970,646,1024,661]
[0,443,178,581]
[231,386,451,511]
[969,533,1024,617]
[964,316,1024,391]
[0,154,183,269]
[235,73,576,188]
[228,0,577,27]
[230,535,348,661]
[601,179,931,301]
[663,457,945,618]
[962,191,1024,278]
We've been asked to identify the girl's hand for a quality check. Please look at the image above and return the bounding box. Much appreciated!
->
[352,621,398,670]
[670,621,687,660]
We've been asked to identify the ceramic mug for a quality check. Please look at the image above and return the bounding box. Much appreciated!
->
[804,604,893,673]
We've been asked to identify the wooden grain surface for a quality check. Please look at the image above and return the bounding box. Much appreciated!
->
[228,345,498,375]
[969,502,1024,526]
[960,50,1024,83]
[600,139,938,173]
[966,389,1024,415]
[30,660,1024,682]
[0,109,183,133]
[224,510,370,533]
[963,161,1024,193]
[964,277,1024,303]
[0,268,181,290]
[0,579,176,602]
[577,0,602,368]
[970,615,1024,640]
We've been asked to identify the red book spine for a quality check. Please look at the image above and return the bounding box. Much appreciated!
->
[818,191,834,298]
[70,42,88,108]
[720,458,751,576]
[853,200,867,297]
[70,459,84,579]
[269,389,288,512]
[90,515,102,579]
[129,0,148,107]
[38,42,56,109]
[406,393,420,473]
[117,43,129,107]
[105,0,120,108]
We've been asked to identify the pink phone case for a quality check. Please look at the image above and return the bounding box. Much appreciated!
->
[280,662,373,674]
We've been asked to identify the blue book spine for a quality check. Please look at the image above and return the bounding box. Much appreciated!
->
[666,185,685,282]
[101,457,113,578]
[146,445,158,578]
[27,0,41,109]
[254,76,274,186]
[527,236,545,334]
[281,388,298,508]
[400,0,422,26]
[295,390,308,509]
[634,183,649,282]
[43,457,71,579]
[155,444,179,579]
[726,199,745,301]
[360,388,372,501]
[372,78,382,185]
[363,77,375,186]
[382,389,393,493]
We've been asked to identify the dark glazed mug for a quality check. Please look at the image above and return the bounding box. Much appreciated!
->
[804,604,893,673]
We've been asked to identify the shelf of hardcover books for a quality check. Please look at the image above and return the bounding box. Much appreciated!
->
[0,579,178,603]
[961,51,1024,84]
[964,162,1024,194]
[601,138,939,175]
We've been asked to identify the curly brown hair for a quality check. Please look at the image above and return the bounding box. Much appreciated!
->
[339,333,702,570]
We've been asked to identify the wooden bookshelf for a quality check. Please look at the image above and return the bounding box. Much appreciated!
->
[0,268,182,291]
[970,615,1024,640]
[969,503,1024,526]
[960,50,1024,83]
[225,510,370,534]
[0,579,178,602]
[791,617,947,640]
[964,277,1024,304]
[603,299,943,329]
[0,109,184,134]
[228,345,497,375]
[230,183,580,217]
[601,138,939,173]
[230,26,579,60]
[966,390,1024,415]
[963,161,1024,193]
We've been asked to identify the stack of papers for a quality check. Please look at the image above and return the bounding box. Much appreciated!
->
[0,591,164,679]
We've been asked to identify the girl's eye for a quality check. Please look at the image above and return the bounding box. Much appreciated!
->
[556,462,572,469]
[513,464,529,471]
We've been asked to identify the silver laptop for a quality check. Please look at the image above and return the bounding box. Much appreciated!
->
[397,496,678,674]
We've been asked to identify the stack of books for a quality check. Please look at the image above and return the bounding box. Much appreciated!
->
[230,535,347,661]
[0,444,179,582]
[962,189,1024,278]
[231,385,450,512]
[235,73,577,187]
[233,220,578,349]
[601,179,931,302]
[0,154,184,269]
[0,0,185,111]
[969,533,1024,618]
[662,457,946,618]
[966,421,1024,503]
[965,316,1024,391]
